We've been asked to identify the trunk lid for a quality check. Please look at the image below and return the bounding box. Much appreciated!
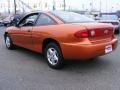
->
[99,20,119,25]
[80,23,114,43]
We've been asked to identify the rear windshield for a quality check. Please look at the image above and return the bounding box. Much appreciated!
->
[50,11,95,23]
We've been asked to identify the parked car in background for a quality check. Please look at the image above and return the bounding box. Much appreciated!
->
[99,14,120,34]
[2,15,13,26]
[4,11,118,69]
[2,14,24,27]
[0,19,4,26]
[10,14,25,26]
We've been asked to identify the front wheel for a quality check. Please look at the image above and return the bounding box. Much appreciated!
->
[44,43,64,69]
[5,35,15,50]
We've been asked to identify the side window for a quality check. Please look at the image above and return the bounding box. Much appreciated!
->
[19,14,38,27]
[36,14,56,26]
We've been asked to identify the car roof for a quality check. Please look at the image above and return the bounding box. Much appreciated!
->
[27,10,73,14]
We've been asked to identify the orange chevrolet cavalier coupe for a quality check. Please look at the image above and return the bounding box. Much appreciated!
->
[4,11,118,69]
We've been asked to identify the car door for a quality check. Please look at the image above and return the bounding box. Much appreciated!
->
[31,13,57,52]
[13,13,39,49]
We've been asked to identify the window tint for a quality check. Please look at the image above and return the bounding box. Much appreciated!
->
[51,11,95,23]
[19,14,38,26]
[36,14,56,26]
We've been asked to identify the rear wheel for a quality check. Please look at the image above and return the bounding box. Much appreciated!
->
[115,27,120,34]
[44,43,64,69]
[5,35,15,50]
[117,28,120,34]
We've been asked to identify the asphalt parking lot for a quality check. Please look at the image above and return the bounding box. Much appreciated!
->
[0,26,120,90]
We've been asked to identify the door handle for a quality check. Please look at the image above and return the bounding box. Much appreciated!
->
[27,30,31,32]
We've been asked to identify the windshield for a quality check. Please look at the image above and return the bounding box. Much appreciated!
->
[51,11,95,23]
[100,15,118,20]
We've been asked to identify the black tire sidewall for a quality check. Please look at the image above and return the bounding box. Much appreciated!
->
[5,35,15,49]
[44,43,64,69]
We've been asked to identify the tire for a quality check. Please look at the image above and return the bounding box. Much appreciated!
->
[4,24,7,27]
[117,28,120,34]
[44,43,64,69]
[5,35,15,50]
[115,27,120,34]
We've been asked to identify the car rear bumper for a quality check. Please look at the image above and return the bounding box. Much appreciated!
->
[60,38,118,60]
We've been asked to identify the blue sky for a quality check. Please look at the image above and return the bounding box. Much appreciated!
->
[0,0,120,12]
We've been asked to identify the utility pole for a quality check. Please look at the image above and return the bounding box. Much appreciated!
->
[99,0,102,16]
[53,0,56,10]
[90,0,93,12]
[14,0,17,14]
[63,0,66,11]
[106,0,108,12]
[8,0,10,14]
[82,4,85,10]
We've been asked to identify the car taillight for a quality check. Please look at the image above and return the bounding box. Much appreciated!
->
[74,30,88,38]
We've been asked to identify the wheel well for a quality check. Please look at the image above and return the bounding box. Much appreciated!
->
[4,32,8,38]
[42,38,60,53]
[4,32,8,35]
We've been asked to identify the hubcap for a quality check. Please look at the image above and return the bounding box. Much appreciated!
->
[5,37,11,48]
[47,48,59,65]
